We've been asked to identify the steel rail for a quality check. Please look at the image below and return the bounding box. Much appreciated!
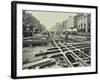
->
[50,33,73,67]
[59,42,89,66]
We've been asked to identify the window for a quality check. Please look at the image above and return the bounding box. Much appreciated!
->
[81,24,83,28]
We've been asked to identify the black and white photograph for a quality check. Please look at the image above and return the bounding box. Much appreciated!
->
[22,10,91,69]
[11,1,97,79]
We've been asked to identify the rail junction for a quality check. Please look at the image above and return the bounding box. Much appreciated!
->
[23,32,91,69]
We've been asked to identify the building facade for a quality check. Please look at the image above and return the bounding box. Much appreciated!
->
[67,16,75,31]
[76,13,91,33]
[50,13,91,34]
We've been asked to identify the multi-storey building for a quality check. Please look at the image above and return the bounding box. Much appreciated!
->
[67,16,75,31]
[75,13,91,33]
[63,16,77,32]
[50,13,91,34]
[51,16,77,33]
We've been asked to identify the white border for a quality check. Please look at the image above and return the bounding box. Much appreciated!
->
[17,3,96,77]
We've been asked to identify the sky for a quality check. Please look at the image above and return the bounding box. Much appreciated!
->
[26,10,77,30]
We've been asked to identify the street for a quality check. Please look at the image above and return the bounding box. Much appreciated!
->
[23,32,91,69]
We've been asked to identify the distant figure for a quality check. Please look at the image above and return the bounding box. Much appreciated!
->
[66,34,68,42]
